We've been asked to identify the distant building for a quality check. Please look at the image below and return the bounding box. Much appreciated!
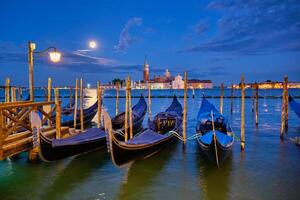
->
[172,75,184,89]
[138,57,213,89]
[143,58,149,82]
[232,80,300,89]
[165,69,171,78]
[187,79,213,89]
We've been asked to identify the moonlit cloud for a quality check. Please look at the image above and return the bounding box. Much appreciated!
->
[114,17,143,53]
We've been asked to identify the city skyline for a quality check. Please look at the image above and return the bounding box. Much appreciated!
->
[0,0,300,87]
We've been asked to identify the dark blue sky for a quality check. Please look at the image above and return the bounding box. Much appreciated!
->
[0,0,300,86]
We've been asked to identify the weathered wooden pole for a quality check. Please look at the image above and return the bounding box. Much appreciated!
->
[0,110,4,159]
[280,77,286,139]
[47,77,52,102]
[220,83,224,114]
[54,88,61,139]
[124,77,129,142]
[18,87,22,101]
[183,72,187,144]
[284,76,289,128]
[97,81,102,128]
[80,78,84,131]
[28,42,35,101]
[115,82,119,115]
[240,75,245,151]
[69,86,73,109]
[230,84,234,113]
[255,84,259,126]
[129,77,133,140]
[11,87,16,102]
[5,78,10,103]
[148,82,152,120]
[74,79,78,128]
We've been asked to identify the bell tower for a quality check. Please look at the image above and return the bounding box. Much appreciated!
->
[143,57,149,82]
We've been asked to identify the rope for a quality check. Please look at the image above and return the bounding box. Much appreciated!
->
[169,131,203,142]
[114,129,124,137]
[169,131,184,141]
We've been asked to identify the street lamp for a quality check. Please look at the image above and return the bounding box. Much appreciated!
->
[28,41,62,101]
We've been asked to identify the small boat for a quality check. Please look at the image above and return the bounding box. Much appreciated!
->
[39,95,147,161]
[111,95,147,133]
[289,95,300,118]
[39,128,107,161]
[55,100,98,128]
[196,97,234,167]
[105,96,182,167]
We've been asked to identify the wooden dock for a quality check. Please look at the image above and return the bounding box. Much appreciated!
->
[0,100,75,160]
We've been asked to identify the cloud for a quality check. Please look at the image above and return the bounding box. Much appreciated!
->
[0,42,142,76]
[194,20,209,34]
[114,17,143,53]
[179,0,300,55]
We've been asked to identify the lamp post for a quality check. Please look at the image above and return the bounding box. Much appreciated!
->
[28,41,62,101]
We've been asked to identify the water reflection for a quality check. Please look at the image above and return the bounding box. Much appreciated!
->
[196,148,233,200]
[42,151,109,200]
[117,143,177,200]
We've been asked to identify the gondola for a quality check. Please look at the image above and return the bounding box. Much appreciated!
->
[106,96,182,167]
[39,95,147,161]
[111,95,147,133]
[196,97,234,167]
[56,100,99,128]
[289,95,300,118]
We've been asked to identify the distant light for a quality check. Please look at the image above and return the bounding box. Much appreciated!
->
[89,41,97,49]
[87,83,91,89]
[49,51,61,63]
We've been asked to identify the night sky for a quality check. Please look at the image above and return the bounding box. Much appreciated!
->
[0,0,299,87]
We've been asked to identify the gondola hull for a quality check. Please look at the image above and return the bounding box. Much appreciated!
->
[196,136,233,165]
[39,128,106,161]
[110,133,177,167]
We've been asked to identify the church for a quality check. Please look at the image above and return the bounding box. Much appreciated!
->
[135,58,213,89]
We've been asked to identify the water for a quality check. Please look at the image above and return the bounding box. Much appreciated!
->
[0,89,300,200]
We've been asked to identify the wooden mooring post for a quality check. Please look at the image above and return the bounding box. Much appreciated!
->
[280,76,288,139]
[5,78,10,103]
[18,87,22,101]
[74,79,78,128]
[255,84,259,126]
[54,88,61,139]
[80,78,84,131]
[11,87,16,102]
[69,86,73,109]
[284,76,289,128]
[148,83,152,120]
[124,77,129,142]
[116,82,119,115]
[230,84,234,114]
[183,72,187,145]
[220,83,224,114]
[240,75,245,151]
[47,77,52,102]
[97,81,102,128]
[129,77,133,140]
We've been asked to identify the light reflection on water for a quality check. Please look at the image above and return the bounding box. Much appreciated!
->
[0,89,300,200]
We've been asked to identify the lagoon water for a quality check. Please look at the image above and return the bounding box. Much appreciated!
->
[0,88,300,200]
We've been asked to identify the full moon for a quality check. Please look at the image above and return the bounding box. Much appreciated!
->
[89,41,97,49]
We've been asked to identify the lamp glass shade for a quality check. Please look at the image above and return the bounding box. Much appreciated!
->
[49,51,61,63]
